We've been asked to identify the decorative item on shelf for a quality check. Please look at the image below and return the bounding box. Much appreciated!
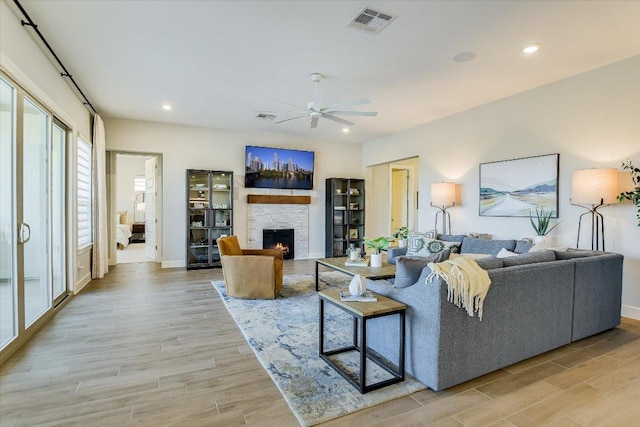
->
[349,188,360,195]
[571,167,618,251]
[347,243,362,261]
[348,274,367,296]
[392,226,409,247]
[191,221,203,227]
[349,202,359,210]
[349,228,359,239]
[364,236,390,268]
[430,182,456,234]
[617,159,640,226]
[194,202,204,209]
[213,183,228,190]
[529,207,560,244]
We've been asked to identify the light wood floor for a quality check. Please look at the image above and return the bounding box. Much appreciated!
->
[1,261,639,426]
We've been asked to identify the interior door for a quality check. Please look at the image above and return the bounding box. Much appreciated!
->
[144,157,156,260]
[390,168,409,234]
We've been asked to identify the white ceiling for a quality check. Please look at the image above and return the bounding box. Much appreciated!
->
[15,0,640,144]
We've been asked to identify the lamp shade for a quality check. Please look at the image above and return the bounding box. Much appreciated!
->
[571,168,618,205]
[431,182,456,207]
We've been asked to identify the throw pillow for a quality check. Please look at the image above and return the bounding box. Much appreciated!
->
[394,249,451,288]
[406,233,461,257]
[496,248,518,258]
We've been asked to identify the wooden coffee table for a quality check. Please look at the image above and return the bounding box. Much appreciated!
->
[315,257,396,291]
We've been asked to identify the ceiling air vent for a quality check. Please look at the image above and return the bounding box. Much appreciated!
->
[347,7,397,34]
[255,113,276,121]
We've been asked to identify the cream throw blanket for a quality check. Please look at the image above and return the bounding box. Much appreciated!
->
[426,256,491,320]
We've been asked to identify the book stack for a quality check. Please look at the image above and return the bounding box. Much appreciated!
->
[345,259,368,267]
[339,291,378,302]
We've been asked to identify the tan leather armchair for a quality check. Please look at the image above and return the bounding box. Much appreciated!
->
[217,235,283,299]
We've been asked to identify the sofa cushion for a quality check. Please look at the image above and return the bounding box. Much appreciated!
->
[436,234,466,244]
[502,250,556,267]
[554,248,600,260]
[474,256,504,270]
[394,249,451,288]
[407,233,461,256]
[461,237,516,256]
[514,239,535,254]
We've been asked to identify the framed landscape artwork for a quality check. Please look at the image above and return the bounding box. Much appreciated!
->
[479,153,559,217]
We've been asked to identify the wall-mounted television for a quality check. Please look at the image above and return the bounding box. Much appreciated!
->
[245,145,315,190]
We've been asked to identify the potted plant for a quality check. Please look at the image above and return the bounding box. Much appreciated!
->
[363,236,391,268]
[618,160,640,226]
[392,226,409,247]
[529,207,560,243]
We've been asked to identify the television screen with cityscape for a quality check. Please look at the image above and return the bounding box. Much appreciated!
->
[244,145,315,190]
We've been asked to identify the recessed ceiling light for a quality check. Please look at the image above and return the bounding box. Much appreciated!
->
[342,128,350,133]
[453,51,476,63]
[162,104,172,111]
[523,44,541,54]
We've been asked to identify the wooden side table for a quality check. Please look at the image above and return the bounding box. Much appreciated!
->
[318,289,406,394]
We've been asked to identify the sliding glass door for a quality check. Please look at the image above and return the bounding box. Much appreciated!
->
[23,98,52,326]
[0,73,67,354]
[0,78,17,348]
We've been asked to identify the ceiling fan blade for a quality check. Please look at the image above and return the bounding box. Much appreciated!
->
[275,114,309,124]
[269,98,307,111]
[310,116,319,129]
[325,110,378,117]
[322,114,354,126]
[322,98,369,113]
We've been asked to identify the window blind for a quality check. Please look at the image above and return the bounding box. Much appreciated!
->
[77,138,92,249]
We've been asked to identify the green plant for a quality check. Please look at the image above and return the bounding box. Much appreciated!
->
[392,226,409,240]
[529,207,560,236]
[363,236,391,254]
[617,159,640,226]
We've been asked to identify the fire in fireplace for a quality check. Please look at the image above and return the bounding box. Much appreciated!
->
[263,228,294,260]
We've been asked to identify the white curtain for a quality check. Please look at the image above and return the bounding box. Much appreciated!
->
[91,114,109,278]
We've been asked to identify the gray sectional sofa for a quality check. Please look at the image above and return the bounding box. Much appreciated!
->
[365,236,624,391]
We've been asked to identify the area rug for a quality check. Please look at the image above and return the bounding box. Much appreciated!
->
[212,272,426,426]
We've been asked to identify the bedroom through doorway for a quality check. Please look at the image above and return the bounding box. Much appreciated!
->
[109,152,162,265]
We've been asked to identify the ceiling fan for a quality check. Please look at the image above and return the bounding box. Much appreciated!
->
[270,73,377,129]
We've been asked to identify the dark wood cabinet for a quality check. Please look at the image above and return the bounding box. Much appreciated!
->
[186,169,233,269]
[325,178,365,257]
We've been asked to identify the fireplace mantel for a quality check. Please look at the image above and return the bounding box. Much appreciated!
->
[247,195,311,205]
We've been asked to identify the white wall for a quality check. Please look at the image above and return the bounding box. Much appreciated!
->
[116,155,147,223]
[1,0,93,293]
[362,56,640,319]
[103,118,362,266]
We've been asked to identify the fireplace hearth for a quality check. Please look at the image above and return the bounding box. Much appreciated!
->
[263,229,295,260]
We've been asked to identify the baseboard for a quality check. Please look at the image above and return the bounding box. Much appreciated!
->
[74,271,91,294]
[307,251,325,259]
[162,260,185,269]
[622,304,640,321]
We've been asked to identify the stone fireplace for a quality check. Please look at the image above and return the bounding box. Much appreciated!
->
[246,203,309,259]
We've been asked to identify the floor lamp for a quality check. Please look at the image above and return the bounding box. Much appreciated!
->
[570,168,618,251]
[430,182,456,235]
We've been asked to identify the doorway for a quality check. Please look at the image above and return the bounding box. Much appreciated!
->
[108,152,162,265]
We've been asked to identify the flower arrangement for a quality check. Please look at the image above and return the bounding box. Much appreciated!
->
[618,160,640,226]
[363,236,391,254]
[529,207,560,236]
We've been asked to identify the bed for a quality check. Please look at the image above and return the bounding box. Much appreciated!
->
[116,211,132,249]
